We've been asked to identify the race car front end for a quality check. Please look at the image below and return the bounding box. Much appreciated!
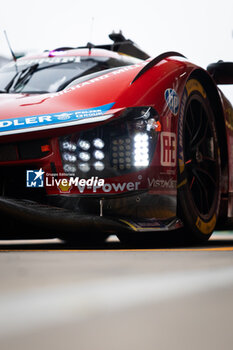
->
[0,103,181,239]
[0,52,191,240]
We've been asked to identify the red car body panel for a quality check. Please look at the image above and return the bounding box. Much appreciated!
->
[0,46,232,237]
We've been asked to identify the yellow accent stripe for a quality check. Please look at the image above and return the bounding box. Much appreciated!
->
[119,219,163,231]
[0,247,233,252]
[119,219,138,231]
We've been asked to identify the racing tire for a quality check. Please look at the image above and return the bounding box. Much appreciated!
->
[177,78,221,242]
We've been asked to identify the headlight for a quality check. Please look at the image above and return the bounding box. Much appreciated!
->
[133,133,149,167]
[93,150,105,160]
[62,141,77,152]
[78,163,90,172]
[93,138,105,149]
[62,153,77,162]
[59,107,160,178]
[94,161,105,171]
[78,152,91,162]
[78,140,90,151]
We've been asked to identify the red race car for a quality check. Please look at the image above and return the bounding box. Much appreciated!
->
[0,32,232,245]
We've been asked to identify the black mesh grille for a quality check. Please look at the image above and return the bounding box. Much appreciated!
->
[0,144,18,161]
[0,139,51,162]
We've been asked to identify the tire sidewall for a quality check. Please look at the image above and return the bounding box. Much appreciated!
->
[177,78,221,240]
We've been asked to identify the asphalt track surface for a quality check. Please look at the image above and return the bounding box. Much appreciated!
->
[1,232,233,350]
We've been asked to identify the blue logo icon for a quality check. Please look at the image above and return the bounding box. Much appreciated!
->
[164,89,179,115]
[26,168,44,187]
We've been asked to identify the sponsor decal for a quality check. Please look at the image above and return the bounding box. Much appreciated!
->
[164,89,179,115]
[147,177,176,189]
[50,61,147,98]
[177,89,187,174]
[186,79,206,98]
[97,181,141,193]
[160,132,176,166]
[0,103,114,136]
[57,181,73,193]
[26,168,44,187]
[195,214,216,234]
[54,112,73,121]
[7,56,81,68]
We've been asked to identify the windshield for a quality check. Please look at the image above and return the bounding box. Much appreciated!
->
[0,55,131,94]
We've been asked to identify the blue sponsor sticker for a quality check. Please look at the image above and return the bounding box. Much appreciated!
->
[164,89,179,115]
[0,102,115,135]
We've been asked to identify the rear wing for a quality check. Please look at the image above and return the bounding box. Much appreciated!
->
[79,31,150,61]
[207,61,233,84]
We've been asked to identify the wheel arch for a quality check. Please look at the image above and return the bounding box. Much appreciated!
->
[182,68,229,220]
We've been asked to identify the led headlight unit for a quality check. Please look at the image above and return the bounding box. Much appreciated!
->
[59,106,160,178]
[63,153,77,162]
[93,150,105,160]
[62,141,77,152]
[78,140,90,151]
[93,138,105,149]
[133,133,150,167]
[94,161,105,171]
[63,164,77,173]
[79,152,91,162]
[78,163,91,173]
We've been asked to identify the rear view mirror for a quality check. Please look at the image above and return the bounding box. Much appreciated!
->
[207,61,233,85]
